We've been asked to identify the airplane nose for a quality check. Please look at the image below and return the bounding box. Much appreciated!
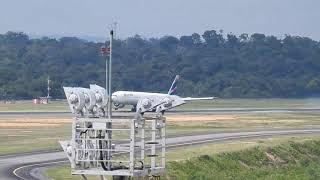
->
[112,94,117,101]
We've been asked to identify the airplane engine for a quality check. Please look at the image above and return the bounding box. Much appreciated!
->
[141,98,152,109]
[162,97,172,108]
[113,103,125,109]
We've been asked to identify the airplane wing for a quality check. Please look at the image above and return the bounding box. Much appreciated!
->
[136,97,163,113]
[136,95,186,114]
[182,97,217,101]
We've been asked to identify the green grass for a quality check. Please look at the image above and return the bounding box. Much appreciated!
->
[177,98,320,110]
[1,98,320,155]
[2,98,320,112]
[167,140,320,180]
[166,112,320,134]
[165,135,320,161]
[0,100,69,112]
[0,125,70,154]
[46,167,101,180]
[2,110,320,155]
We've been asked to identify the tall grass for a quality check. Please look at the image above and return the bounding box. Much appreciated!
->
[167,140,320,180]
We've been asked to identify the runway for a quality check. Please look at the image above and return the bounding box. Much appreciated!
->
[2,129,320,180]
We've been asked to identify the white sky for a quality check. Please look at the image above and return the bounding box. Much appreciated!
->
[0,0,319,40]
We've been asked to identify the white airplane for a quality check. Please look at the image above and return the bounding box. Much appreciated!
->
[111,75,216,114]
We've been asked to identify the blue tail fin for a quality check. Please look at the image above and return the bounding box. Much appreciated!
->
[168,75,180,95]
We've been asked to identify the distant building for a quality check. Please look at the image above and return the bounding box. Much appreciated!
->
[32,97,50,104]
[32,98,39,104]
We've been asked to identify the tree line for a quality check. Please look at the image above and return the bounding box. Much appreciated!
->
[0,30,320,99]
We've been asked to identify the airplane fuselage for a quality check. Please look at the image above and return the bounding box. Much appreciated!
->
[110,75,214,112]
[112,91,170,106]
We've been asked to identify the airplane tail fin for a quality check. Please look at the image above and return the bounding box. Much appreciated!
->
[168,75,180,95]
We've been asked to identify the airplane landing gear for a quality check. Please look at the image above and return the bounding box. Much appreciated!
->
[131,105,137,112]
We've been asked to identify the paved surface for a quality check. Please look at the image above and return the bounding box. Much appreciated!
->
[2,129,320,180]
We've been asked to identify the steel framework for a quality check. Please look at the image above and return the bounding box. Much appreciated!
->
[60,114,166,179]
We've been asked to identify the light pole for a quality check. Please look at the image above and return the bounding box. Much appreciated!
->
[106,30,113,170]
[108,30,113,118]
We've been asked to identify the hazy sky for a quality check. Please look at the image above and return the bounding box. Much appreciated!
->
[0,0,319,40]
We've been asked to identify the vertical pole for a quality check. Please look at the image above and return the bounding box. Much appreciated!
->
[105,45,108,112]
[130,119,135,174]
[47,76,49,98]
[108,30,113,118]
[141,119,145,164]
[104,33,110,170]
[47,76,50,103]
[71,118,76,169]
[95,129,98,168]
[161,118,166,168]
[151,120,156,169]
[106,30,113,170]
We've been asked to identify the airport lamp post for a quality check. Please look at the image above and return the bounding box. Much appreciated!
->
[102,30,113,170]
[105,30,113,118]
[106,30,113,170]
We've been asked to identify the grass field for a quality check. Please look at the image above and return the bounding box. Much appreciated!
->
[46,135,320,180]
[1,111,320,155]
[0,119,70,154]
[1,98,320,155]
[1,98,320,112]
[0,100,69,112]
[177,98,320,109]
[1,113,320,154]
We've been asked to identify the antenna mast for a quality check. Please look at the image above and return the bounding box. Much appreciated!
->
[47,76,51,101]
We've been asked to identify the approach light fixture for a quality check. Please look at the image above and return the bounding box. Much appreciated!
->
[64,84,108,117]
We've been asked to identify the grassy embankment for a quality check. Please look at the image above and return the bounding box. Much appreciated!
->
[46,136,320,180]
[168,140,320,179]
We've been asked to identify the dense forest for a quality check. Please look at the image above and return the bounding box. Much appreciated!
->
[0,30,320,99]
